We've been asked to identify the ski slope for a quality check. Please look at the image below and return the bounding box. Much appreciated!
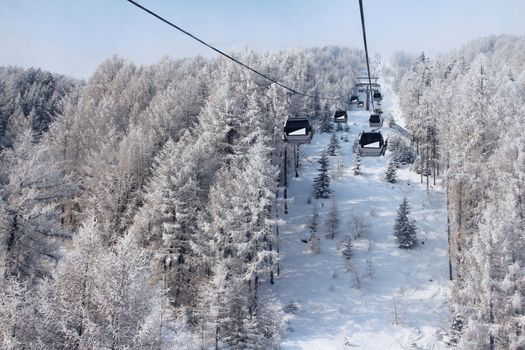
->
[271,83,451,349]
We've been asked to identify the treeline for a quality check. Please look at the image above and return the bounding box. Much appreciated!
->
[0,47,364,349]
[398,34,525,348]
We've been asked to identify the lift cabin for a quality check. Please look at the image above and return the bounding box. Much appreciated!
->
[369,114,382,128]
[334,110,348,123]
[358,131,387,157]
[283,117,313,145]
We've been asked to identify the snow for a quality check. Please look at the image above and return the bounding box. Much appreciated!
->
[267,80,451,349]
[290,128,307,136]
[363,141,380,148]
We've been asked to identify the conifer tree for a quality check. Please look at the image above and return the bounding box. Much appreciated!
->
[327,131,340,156]
[325,196,340,239]
[352,148,362,176]
[319,105,333,133]
[393,198,417,249]
[313,149,331,199]
[384,157,398,183]
[307,205,320,253]
[340,235,353,263]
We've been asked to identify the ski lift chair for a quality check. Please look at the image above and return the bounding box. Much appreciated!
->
[373,91,382,101]
[350,95,359,104]
[358,131,386,157]
[283,116,313,144]
[334,110,348,123]
[369,114,382,128]
[357,100,364,108]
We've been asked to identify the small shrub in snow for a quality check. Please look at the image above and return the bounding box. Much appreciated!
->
[349,213,370,239]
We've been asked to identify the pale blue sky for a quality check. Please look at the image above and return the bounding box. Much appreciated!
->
[1,0,524,79]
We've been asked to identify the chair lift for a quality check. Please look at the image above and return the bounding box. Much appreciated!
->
[350,95,359,104]
[369,114,382,128]
[358,131,387,157]
[373,90,382,101]
[334,110,348,123]
[283,116,313,144]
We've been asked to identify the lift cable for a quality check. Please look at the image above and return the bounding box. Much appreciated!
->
[358,0,375,111]
[126,0,344,102]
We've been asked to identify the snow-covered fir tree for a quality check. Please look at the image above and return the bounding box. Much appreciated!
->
[319,105,333,133]
[384,157,398,183]
[307,204,321,254]
[325,196,340,239]
[327,131,341,156]
[313,148,331,199]
[352,147,362,176]
[393,198,417,249]
[340,235,353,263]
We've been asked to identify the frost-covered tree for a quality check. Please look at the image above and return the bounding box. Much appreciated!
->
[307,204,321,254]
[393,198,417,249]
[35,218,177,349]
[352,147,362,176]
[327,131,340,156]
[319,106,333,133]
[325,196,340,239]
[384,157,398,183]
[313,149,331,199]
[340,235,353,263]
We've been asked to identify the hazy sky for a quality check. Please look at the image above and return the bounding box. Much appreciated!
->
[1,0,524,79]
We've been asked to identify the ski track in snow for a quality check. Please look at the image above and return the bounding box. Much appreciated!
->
[267,80,451,350]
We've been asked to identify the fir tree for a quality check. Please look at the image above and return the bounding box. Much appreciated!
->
[313,149,331,199]
[352,148,362,176]
[307,205,320,253]
[340,235,353,262]
[384,157,398,183]
[325,196,340,239]
[327,131,340,156]
[393,198,417,249]
[319,105,333,133]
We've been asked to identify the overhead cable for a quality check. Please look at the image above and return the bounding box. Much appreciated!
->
[126,0,343,102]
[358,0,375,111]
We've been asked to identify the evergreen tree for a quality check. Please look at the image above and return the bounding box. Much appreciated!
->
[352,147,362,176]
[307,205,320,253]
[313,149,331,199]
[319,104,333,133]
[384,157,398,183]
[393,198,417,249]
[327,131,340,156]
[340,235,353,263]
[325,196,340,239]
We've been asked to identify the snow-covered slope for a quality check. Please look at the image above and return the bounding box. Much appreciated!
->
[271,84,451,349]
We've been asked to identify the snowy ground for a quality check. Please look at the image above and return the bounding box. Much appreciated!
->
[269,83,451,349]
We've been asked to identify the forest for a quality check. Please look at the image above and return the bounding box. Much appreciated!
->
[0,34,524,349]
